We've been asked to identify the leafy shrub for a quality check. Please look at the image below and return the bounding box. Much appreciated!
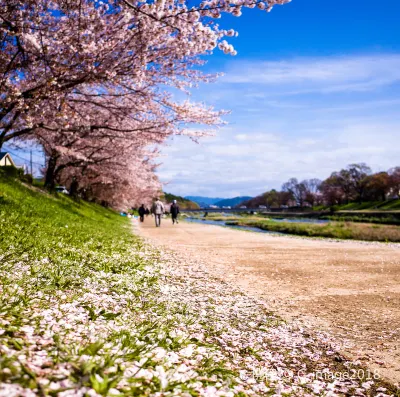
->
[0,165,21,178]
[19,173,33,184]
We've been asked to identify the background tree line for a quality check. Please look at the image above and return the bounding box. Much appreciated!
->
[242,163,400,209]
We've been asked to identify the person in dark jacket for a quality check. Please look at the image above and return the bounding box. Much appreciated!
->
[138,204,145,222]
[170,200,180,224]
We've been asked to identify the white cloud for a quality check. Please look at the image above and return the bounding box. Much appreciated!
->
[157,120,400,197]
[156,53,400,197]
[221,54,400,94]
[235,133,248,141]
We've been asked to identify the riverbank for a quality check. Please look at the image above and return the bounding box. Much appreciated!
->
[184,209,400,226]
[184,213,400,242]
[225,218,400,242]
[321,214,400,226]
[139,217,400,387]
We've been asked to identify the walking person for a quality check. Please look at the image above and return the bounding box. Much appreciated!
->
[170,200,180,225]
[138,204,145,222]
[151,197,165,227]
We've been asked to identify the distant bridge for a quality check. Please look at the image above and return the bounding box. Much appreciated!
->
[181,208,254,213]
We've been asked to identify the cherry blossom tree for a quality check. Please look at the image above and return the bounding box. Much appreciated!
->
[57,147,161,209]
[1,0,290,207]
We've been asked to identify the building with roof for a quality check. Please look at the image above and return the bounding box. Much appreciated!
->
[0,152,16,167]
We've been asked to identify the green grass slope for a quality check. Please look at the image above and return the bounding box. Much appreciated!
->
[1,176,398,396]
[0,177,233,395]
[214,197,253,208]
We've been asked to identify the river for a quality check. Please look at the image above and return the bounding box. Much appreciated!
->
[184,216,328,234]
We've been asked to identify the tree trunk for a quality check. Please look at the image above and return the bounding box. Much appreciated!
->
[69,178,79,199]
[44,155,57,190]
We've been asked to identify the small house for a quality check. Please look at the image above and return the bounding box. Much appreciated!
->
[0,152,16,167]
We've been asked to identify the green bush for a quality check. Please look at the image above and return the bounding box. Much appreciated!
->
[0,166,34,185]
[0,165,21,178]
[19,173,33,184]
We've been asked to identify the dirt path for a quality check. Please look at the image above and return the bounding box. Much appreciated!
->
[138,216,400,384]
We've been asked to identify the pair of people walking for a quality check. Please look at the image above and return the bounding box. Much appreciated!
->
[150,198,180,227]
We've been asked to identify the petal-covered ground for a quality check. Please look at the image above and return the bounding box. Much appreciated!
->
[0,179,399,396]
[139,215,400,384]
[144,242,398,397]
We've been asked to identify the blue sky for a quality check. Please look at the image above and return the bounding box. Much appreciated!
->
[159,0,400,197]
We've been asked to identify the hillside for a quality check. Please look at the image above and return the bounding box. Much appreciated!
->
[0,176,170,394]
[184,195,226,207]
[215,196,252,207]
[240,194,269,208]
[0,176,250,395]
[163,192,200,209]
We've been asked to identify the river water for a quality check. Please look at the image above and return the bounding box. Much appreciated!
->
[184,217,328,234]
[184,218,279,234]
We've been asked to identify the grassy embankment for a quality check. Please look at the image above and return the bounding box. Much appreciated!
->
[225,219,400,242]
[314,200,400,225]
[314,199,400,212]
[0,177,243,395]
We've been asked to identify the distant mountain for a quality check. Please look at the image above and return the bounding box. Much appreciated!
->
[185,196,253,208]
[215,196,253,208]
[185,196,226,207]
